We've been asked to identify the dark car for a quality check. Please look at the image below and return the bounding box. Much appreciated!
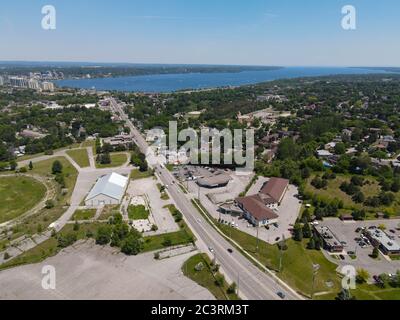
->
[389,229,396,234]
[227,248,233,254]
[275,237,281,242]
[355,227,362,233]
[277,292,286,299]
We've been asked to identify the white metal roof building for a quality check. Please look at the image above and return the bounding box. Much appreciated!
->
[85,173,129,207]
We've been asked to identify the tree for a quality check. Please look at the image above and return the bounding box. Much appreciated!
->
[293,223,303,241]
[227,282,237,294]
[10,160,17,171]
[302,223,312,238]
[121,233,143,255]
[52,160,63,174]
[29,161,33,170]
[73,221,80,231]
[334,143,346,155]
[352,192,365,204]
[96,225,112,245]
[356,268,370,284]
[215,274,225,287]
[371,246,379,259]
[307,237,316,250]
[45,200,55,209]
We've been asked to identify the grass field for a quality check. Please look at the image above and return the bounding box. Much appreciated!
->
[182,253,239,300]
[96,153,128,168]
[128,205,149,220]
[66,149,90,168]
[71,209,96,221]
[130,169,153,180]
[5,157,79,242]
[305,174,400,217]
[217,223,341,298]
[0,176,47,224]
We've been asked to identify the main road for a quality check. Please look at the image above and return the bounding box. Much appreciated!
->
[109,97,303,300]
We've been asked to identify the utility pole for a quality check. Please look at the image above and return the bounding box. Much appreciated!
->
[237,272,240,297]
[256,226,259,254]
[279,234,286,272]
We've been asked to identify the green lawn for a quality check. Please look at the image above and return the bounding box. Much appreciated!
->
[71,209,96,221]
[4,157,79,243]
[128,205,149,220]
[66,148,90,168]
[0,176,47,224]
[182,253,239,300]
[130,169,153,180]
[142,218,195,253]
[305,174,400,217]
[96,153,128,168]
[217,223,341,298]
[98,205,120,221]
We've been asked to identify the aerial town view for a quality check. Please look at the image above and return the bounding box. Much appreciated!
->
[0,0,400,314]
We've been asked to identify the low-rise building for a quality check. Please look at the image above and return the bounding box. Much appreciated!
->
[366,229,400,256]
[314,225,344,253]
[235,195,278,227]
[85,172,129,207]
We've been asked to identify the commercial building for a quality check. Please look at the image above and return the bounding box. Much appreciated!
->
[0,76,4,86]
[260,177,289,206]
[9,76,28,88]
[41,81,55,92]
[225,177,289,227]
[366,229,400,256]
[235,195,278,227]
[196,173,231,189]
[85,172,129,207]
[314,225,344,253]
[28,79,41,90]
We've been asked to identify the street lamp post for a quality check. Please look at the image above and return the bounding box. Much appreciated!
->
[311,263,320,300]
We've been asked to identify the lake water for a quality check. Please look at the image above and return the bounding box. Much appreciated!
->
[55,67,387,93]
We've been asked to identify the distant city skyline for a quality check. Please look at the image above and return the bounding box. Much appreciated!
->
[1,0,399,66]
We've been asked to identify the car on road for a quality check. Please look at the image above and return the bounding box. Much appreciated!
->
[275,237,280,242]
[277,292,286,299]
[208,247,214,253]
[227,248,233,254]
[389,229,396,234]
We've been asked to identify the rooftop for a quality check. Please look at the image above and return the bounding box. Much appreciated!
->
[86,172,128,202]
[260,177,289,202]
[236,195,278,221]
[367,229,400,252]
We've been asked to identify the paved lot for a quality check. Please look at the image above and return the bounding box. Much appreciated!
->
[0,241,214,300]
[189,175,301,244]
[320,218,400,276]
[127,177,179,234]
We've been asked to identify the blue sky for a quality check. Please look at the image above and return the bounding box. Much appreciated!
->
[0,0,399,66]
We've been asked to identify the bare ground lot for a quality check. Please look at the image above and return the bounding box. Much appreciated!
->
[0,241,214,300]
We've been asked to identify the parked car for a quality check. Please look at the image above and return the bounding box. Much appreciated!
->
[277,292,286,299]
[389,229,396,234]
[275,237,281,242]
[355,227,362,233]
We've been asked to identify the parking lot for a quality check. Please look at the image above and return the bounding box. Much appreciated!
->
[184,172,301,244]
[320,218,400,276]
